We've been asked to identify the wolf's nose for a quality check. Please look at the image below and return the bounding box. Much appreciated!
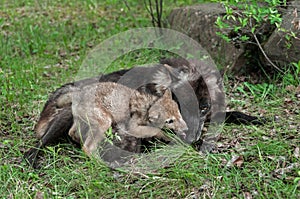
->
[178,131,186,140]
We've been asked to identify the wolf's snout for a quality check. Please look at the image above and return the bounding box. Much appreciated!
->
[180,119,188,132]
[178,131,187,140]
[182,125,188,132]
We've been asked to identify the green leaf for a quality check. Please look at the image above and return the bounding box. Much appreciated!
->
[234,26,241,32]
[242,18,248,27]
[240,35,250,41]
[216,31,231,42]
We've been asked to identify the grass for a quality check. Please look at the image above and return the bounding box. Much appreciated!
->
[0,0,299,198]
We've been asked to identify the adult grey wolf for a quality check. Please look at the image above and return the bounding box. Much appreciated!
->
[24,57,264,167]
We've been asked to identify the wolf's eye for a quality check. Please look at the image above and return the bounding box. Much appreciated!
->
[165,119,174,124]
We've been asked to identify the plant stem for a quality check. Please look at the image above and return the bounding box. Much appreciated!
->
[252,32,284,73]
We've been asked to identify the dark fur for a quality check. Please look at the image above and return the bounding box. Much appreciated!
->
[24,58,265,167]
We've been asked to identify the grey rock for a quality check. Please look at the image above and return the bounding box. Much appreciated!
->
[264,1,300,66]
[167,3,245,70]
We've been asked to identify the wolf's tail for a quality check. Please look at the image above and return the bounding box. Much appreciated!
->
[24,108,73,168]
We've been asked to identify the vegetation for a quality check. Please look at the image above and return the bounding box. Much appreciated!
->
[0,0,299,198]
[215,0,299,74]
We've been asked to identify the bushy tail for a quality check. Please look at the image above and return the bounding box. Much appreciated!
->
[24,108,73,168]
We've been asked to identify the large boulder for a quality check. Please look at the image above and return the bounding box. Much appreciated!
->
[167,3,247,71]
[263,1,300,66]
[167,2,300,74]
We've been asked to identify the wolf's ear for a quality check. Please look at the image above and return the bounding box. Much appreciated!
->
[152,64,172,91]
[161,89,172,99]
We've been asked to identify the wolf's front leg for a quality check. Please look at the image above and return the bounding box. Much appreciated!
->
[83,119,112,157]
[128,125,170,141]
[72,112,112,157]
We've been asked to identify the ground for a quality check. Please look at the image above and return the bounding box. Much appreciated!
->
[0,1,299,198]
